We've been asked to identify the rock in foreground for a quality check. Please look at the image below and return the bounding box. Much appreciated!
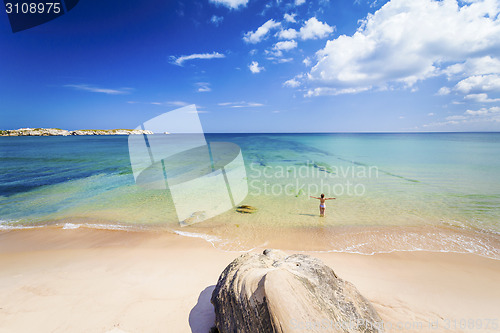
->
[211,249,383,333]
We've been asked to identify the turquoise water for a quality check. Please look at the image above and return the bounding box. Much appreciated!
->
[0,133,499,257]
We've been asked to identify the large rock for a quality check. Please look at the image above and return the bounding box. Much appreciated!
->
[211,249,383,333]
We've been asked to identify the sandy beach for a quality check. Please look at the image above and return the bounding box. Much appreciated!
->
[0,227,499,333]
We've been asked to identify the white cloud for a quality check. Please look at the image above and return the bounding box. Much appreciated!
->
[424,106,500,128]
[274,40,298,51]
[454,74,500,94]
[218,101,264,107]
[243,19,281,44]
[299,17,334,40]
[249,61,264,73]
[428,113,435,116]
[295,0,306,5]
[170,52,225,66]
[307,0,500,94]
[196,82,211,92]
[64,84,132,95]
[303,57,312,66]
[305,86,371,97]
[266,40,297,59]
[167,101,189,107]
[277,28,298,40]
[464,93,500,103]
[442,56,500,78]
[446,115,468,121]
[209,0,248,9]
[437,87,451,96]
[277,18,333,41]
[210,15,224,26]
[465,106,500,116]
[284,78,301,88]
[284,13,297,23]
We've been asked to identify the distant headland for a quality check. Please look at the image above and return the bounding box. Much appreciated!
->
[0,128,153,136]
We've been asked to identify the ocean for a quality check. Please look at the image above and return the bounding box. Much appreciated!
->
[1,133,499,258]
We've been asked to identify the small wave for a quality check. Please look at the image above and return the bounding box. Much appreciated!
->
[58,222,136,232]
[173,229,270,253]
[0,220,43,231]
[62,223,80,230]
[173,230,221,244]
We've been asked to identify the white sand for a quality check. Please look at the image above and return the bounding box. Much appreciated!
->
[0,227,499,333]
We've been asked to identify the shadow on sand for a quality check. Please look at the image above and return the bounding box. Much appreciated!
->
[189,285,216,333]
[298,213,319,217]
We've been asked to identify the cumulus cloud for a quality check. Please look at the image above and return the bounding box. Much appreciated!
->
[274,40,298,51]
[284,13,297,23]
[284,78,301,88]
[249,61,264,73]
[209,0,248,9]
[243,19,281,44]
[277,28,299,40]
[436,87,451,96]
[454,74,500,94]
[442,56,500,78]
[299,17,334,40]
[295,0,306,5]
[170,52,225,66]
[465,106,500,116]
[306,0,500,95]
[276,18,332,41]
[464,93,500,103]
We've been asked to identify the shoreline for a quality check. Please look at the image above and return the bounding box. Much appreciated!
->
[2,218,499,261]
[0,227,499,332]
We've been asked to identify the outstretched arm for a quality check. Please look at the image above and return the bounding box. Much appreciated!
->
[310,196,320,199]
[326,197,336,200]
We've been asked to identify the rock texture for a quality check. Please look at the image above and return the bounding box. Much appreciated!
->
[211,249,384,333]
[0,128,153,136]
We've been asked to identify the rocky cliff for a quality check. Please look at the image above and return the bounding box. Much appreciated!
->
[0,128,154,136]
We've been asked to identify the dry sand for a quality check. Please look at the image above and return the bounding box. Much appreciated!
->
[0,227,499,333]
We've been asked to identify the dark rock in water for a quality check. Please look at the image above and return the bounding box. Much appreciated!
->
[211,249,384,333]
[236,205,257,214]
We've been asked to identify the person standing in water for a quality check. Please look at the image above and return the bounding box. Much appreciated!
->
[310,194,336,217]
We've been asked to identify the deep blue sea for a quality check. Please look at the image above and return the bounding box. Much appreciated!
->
[1,133,499,257]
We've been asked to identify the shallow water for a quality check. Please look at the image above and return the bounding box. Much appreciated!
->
[0,133,499,258]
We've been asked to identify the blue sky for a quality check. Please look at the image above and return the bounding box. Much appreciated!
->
[1,0,500,132]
